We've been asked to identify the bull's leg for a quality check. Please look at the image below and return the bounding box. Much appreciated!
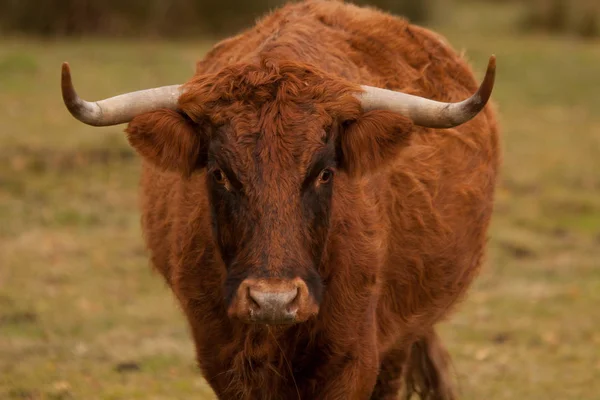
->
[371,329,456,400]
[401,329,456,400]
[370,346,408,400]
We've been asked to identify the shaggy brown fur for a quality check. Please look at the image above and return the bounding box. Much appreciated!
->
[124,0,500,398]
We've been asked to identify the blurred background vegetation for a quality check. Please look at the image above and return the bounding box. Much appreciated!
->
[1,0,599,399]
[0,0,436,37]
[0,0,597,38]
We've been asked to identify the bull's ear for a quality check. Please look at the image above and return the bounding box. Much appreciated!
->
[337,110,414,178]
[125,109,208,177]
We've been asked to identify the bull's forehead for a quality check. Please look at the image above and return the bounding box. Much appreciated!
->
[211,103,332,185]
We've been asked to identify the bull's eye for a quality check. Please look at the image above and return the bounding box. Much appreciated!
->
[212,169,226,184]
[318,168,334,184]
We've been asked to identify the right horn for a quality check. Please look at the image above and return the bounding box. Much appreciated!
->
[356,55,496,129]
[61,62,183,127]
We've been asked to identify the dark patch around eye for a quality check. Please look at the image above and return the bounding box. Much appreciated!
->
[300,137,336,268]
[206,145,247,269]
[207,142,243,191]
[301,140,337,192]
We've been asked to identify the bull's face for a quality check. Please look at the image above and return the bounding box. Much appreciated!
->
[61,58,495,326]
[205,118,336,324]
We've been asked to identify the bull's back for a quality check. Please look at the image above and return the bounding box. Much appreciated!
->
[195,0,464,89]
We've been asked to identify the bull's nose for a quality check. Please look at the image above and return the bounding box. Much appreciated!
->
[248,287,298,322]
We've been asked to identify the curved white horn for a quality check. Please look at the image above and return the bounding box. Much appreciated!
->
[61,62,183,127]
[356,55,496,128]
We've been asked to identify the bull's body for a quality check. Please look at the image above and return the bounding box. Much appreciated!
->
[139,2,499,398]
[64,1,500,398]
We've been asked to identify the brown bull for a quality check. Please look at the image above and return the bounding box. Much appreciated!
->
[60,1,500,398]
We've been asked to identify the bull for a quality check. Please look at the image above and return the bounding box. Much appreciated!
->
[60,1,500,398]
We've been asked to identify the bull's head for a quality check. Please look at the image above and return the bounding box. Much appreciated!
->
[60,56,496,325]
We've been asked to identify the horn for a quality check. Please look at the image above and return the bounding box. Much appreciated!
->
[61,62,183,127]
[356,55,496,128]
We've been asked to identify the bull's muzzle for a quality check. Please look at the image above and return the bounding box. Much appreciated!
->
[228,278,319,325]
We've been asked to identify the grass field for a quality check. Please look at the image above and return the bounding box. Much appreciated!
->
[1,2,599,399]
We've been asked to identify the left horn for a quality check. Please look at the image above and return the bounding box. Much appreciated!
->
[356,55,496,128]
[61,62,183,127]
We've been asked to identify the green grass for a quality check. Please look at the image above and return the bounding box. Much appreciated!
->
[1,2,600,399]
